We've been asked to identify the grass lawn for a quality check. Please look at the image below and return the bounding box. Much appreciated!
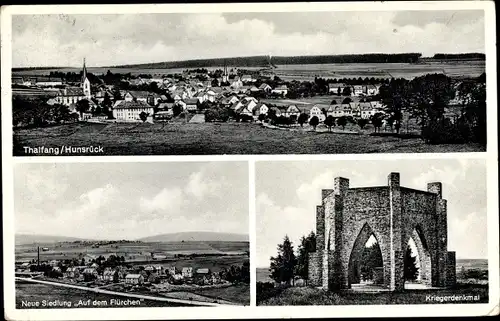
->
[189,284,250,306]
[257,284,489,306]
[13,122,484,156]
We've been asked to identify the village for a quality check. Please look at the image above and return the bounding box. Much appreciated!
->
[15,245,249,303]
[12,60,408,127]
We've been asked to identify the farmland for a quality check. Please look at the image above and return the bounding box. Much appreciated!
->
[14,121,485,156]
[11,60,485,80]
[16,240,249,263]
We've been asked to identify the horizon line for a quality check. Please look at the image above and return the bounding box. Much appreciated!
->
[11,51,486,69]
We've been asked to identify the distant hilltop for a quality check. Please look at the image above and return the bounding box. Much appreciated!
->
[138,231,249,242]
[12,53,485,71]
[16,231,249,245]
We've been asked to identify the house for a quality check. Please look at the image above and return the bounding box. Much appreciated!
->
[82,268,98,280]
[268,106,283,117]
[271,85,288,97]
[254,102,269,116]
[365,84,381,96]
[285,105,301,119]
[259,83,272,93]
[205,89,217,102]
[230,77,243,89]
[196,268,211,275]
[236,105,253,117]
[125,274,144,285]
[65,267,80,279]
[328,83,348,95]
[52,266,62,273]
[248,86,260,95]
[327,104,353,118]
[102,269,116,282]
[124,91,160,106]
[112,100,155,122]
[309,104,327,122]
[241,74,255,83]
[54,87,88,106]
[221,95,239,107]
[184,98,199,112]
[352,85,365,97]
[182,267,193,278]
[49,260,59,267]
[166,266,177,276]
[175,100,187,111]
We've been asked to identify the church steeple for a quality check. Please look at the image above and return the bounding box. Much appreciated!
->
[82,58,88,84]
[81,57,91,99]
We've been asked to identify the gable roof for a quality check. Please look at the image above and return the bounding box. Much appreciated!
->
[113,100,153,109]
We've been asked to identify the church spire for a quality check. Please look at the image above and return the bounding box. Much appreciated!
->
[82,57,87,84]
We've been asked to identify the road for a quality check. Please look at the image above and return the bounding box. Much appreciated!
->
[15,277,234,307]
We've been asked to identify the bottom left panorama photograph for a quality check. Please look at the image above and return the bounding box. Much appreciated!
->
[11,161,250,308]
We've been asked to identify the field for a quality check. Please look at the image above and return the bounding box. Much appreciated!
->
[257,284,489,306]
[257,259,489,284]
[16,241,249,264]
[12,61,485,80]
[13,121,484,156]
[160,284,250,305]
[15,282,189,308]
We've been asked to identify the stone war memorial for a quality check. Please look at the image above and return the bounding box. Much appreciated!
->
[308,172,457,291]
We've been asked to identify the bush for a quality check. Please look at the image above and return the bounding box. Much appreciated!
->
[257,282,287,303]
[422,118,467,144]
[206,108,229,122]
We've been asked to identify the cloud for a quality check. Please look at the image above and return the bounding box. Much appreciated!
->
[139,187,184,213]
[11,11,485,67]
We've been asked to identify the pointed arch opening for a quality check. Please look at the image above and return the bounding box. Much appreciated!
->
[348,223,384,288]
[404,225,432,289]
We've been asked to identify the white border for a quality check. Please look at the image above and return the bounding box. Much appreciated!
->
[2,1,498,319]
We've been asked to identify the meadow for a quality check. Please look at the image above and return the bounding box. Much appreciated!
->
[15,241,249,263]
[12,61,485,80]
[257,284,488,306]
[13,121,484,156]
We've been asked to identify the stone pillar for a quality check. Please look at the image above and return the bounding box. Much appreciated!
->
[429,179,448,289]
[446,251,457,288]
[333,177,348,290]
[388,172,404,291]
[321,190,334,290]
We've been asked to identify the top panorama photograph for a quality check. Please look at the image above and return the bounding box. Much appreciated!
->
[11,10,487,156]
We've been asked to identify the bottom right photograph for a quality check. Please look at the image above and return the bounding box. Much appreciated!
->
[255,159,489,305]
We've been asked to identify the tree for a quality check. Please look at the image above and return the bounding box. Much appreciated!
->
[407,74,454,132]
[139,111,149,122]
[75,99,90,117]
[173,104,183,117]
[360,241,383,281]
[371,112,385,133]
[324,115,335,132]
[342,86,352,96]
[309,116,319,131]
[103,92,113,108]
[258,113,266,122]
[295,232,316,284]
[379,79,409,134]
[337,116,347,130]
[357,118,369,130]
[297,113,308,127]
[330,99,337,105]
[404,247,419,281]
[342,97,352,104]
[269,235,296,285]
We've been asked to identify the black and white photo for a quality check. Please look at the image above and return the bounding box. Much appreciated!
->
[10,9,487,156]
[13,162,250,308]
[256,159,488,305]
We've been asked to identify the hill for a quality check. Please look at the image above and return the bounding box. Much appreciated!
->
[15,234,91,245]
[104,53,423,69]
[138,231,249,242]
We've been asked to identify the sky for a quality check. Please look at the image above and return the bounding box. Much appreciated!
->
[256,159,488,267]
[11,10,485,67]
[14,162,248,240]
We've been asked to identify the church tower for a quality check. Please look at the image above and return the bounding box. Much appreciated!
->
[82,58,91,99]
[222,60,228,84]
